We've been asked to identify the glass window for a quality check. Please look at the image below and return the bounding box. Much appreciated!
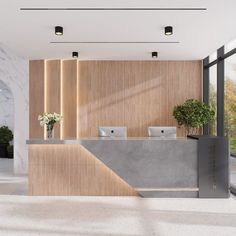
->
[209,51,217,63]
[225,38,236,53]
[225,54,236,156]
[209,65,217,135]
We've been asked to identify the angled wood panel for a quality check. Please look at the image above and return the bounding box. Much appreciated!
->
[29,145,138,196]
[45,60,61,138]
[29,60,45,138]
[62,60,77,139]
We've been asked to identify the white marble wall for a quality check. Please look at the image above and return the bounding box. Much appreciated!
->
[0,44,29,174]
[0,80,14,131]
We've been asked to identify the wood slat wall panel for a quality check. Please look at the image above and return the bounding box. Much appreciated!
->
[45,60,61,138]
[30,60,202,138]
[62,60,77,139]
[88,61,125,137]
[29,60,45,138]
[124,61,169,136]
[167,61,202,136]
[78,61,202,137]
[78,62,90,137]
[29,145,138,196]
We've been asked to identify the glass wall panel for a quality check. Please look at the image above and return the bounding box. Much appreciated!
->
[209,65,217,135]
[209,51,217,63]
[225,38,236,53]
[225,54,236,155]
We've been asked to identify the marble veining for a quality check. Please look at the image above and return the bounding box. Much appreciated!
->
[0,80,14,131]
[0,43,29,174]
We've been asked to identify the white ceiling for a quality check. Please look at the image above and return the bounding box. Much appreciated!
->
[0,0,236,60]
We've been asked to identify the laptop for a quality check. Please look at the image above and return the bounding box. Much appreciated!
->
[98,127,127,137]
[148,126,176,138]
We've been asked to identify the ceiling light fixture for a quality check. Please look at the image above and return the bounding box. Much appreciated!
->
[152,52,158,58]
[55,26,63,36]
[72,51,79,58]
[165,26,173,36]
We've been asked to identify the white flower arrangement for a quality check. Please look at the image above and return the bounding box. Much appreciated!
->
[38,112,62,126]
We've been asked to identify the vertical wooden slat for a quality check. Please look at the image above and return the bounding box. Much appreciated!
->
[78,61,202,137]
[62,60,77,139]
[29,60,45,138]
[78,61,90,138]
[167,61,202,136]
[89,61,125,137]
[45,60,61,138]
[124,61,169,136]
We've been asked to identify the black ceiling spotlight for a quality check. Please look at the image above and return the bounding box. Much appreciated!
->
[72,51,79,58]
[165,26,173,36]
[152,52,158,58]
[55,26,63,36]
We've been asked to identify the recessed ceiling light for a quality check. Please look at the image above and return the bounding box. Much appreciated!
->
[152,52,158,58]
[165,26,173,36]
[55,26,63,36]
[72,51,79,58]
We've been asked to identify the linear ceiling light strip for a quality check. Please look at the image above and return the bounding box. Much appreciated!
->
[50,41,180,44]
[20,8,207,11]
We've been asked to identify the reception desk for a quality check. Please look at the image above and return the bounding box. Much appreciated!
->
[27,137,199,197]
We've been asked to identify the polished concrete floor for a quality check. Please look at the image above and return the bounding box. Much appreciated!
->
[0,158,27,195]
[0,158,236,236]
[0,195,235,236]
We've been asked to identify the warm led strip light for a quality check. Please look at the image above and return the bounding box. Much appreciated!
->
[44,60,47,139]
[76,60,79,139]
[60,60,63,139]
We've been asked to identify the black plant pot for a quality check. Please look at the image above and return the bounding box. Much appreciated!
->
[0,144,8,158]
[7,146,14,159]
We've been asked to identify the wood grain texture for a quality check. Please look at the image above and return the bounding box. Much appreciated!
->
[78,62,90,138]
[29,145,138,196]
[78,61,202,137]
[167,61,202,136]
[45,60,61,138]
[62,60,77,139]
[30,60,202,139]
[29,60,202,196]
[29,60,45,138]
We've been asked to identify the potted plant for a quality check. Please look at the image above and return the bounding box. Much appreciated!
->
[0,126,13,158]
[173,99,215,136]
[38,112,62,139]
[7,145,14,159]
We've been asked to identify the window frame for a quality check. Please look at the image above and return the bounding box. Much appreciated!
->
[203,46,236,137]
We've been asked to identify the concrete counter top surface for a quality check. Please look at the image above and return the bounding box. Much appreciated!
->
[27,137,192,145]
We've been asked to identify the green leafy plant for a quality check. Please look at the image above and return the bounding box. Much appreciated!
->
[173,99,215,135]
[0,126,13,144]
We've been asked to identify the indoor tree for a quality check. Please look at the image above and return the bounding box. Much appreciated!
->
[173,99,215,136]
